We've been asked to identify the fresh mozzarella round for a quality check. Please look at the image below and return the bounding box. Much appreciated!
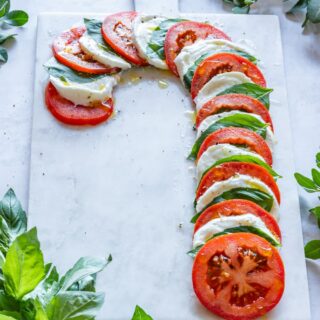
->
[50,75,117,107]
[196,110,275,149]
[196,144,266,180]
[194,72,253,110]
[193,213,279,248]
[132,15,168,69]
[195,174,279,219]
[79,34,131,70]
[174,38,256,81]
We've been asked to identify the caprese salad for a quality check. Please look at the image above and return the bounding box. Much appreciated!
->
[43,11,284,320]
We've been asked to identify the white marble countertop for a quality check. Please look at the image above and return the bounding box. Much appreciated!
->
[0,0,319,318]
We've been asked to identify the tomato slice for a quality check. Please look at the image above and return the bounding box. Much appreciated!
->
[192,233,285,320]
[194,199,281,241]
[102,11,147,66]
[191,53,266,99]
[197,127,273,166]
[196,94,273,130]
[164,21,230,76]
[45,83,114,126]
[196,162,280,204]
[52,26,119,74]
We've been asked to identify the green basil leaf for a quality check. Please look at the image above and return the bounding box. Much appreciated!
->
[68,275,96,292]
[0,33,16,45]
[306,0,320,24]
[305,240,320,259]
[46,291,105,320]
[0,290,19,311]
[59,254,112,291]
[0,216,11,254]
[0,46,8,63]
[34,298,49,320]
[0,313,19,320]
[310,206,320,228]
[147,18,185,60]
[311,168,320,187]
[294,172,319,192]
[131,305,153,320]
[3,228,45,300]
[232,6,250,14]
[3,10,28,26]
[188,113,268,160]
[217,83,273,109]
[0,0,10,18]
[316,152,320,169]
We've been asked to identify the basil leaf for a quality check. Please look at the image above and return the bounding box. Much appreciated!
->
[0,0,10,18]
[0,216,11,254]
[147,19,185,60]
[305,240,320,259]
[3,228,45,300]
[0,33,16,45]
[311,168,320,187]
[188,113,268,160]
[0,313,19,320]
[46,291,105,320]
[310,206,320,228]
[307,0,320,24]
[131,305,153,320]
[217,83,273,109]
[316,152,320,169]
[294,172,319,192]
[59,254,112,291]
[34,298,49,320]
[3,10,28,26]
[191,187,274,223]
[0,290,19,311]
[68,275,96,292]
[0,46,8,62]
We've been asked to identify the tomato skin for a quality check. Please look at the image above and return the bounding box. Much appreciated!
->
[52,26,119,74]
[45,83,114,126]
[191,53,266,99]
[194,199,281,241]
[196,94,273,130]
[164,21,230,76]
[196,162,280,204]
[196,127,273,166]
[102,11,147,66]
[192,233,285,320]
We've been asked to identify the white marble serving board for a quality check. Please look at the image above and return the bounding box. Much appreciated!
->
[28,13,310,320]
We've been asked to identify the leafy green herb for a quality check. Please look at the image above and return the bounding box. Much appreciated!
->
[223,0,257,14]
[3,10,28,26]
[131,305,153,320]
[191,187,274,223]
[0,33,16,45]
[304,240,320,259]
[188,113,268,160]
[288,0,320,27]
[217,83,273,109]
[0,47,7,62]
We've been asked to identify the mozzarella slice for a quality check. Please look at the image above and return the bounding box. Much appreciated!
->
[196,111,274,149]
[79,34,131,70]
[132,15,168,69]
[195,174,279,219]
[174,38,256,82]
[50,75,117,107]
[193,213,279,248]
[194,72,253,110]
[196,144,266,180]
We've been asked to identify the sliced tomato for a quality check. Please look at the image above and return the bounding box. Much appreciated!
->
[45,83,114,126]
[196,94,273,130]
[52,26,118,74]
[164,21,230,76]
[102,11,147,66]
[192,233,285,320]
[196,162,280,204]
[194,199,281,242]
[197,127,273,166]
[191,53,266,99]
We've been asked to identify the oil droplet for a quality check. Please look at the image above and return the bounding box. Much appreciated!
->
[130,74,141,85]
[158,79,169,89]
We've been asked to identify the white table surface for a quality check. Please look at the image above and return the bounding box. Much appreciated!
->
[0,0,319,318]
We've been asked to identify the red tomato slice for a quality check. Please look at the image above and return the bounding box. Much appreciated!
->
[45,83,114,126]
[194,199,281,242]
[164,21,230,76]
[102,11,147,66]
[195,162,280,204]
[52,26,119,74]
[197,127,273,166]
[192,233,285,320]
[196,94,273,130]
[191,53,266,99]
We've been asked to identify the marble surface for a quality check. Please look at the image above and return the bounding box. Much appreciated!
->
[0,0,319,318]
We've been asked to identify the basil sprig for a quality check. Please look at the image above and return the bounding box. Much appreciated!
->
[191,187,274,223]
[188,225,280,258]
[188,113,269,160]
[131,305,153,320]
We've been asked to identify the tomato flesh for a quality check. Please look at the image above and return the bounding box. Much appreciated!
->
[192,233,285,320]
[191,53,266,99]
[164,21,230,76]
[52,26,119,74]
[196,162,280,204]
[196,127,273,166]
[102,11,147,66]
[45,83,114,126]
[196,94,273,130]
